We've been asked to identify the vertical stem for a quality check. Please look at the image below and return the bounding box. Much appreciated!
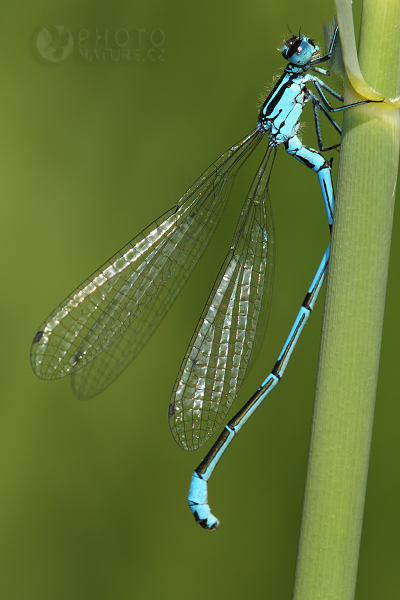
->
[293,2,400,599]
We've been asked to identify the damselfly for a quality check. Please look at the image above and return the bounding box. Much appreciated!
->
[31,26,373,529]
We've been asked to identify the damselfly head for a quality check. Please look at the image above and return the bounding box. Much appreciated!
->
[281,34,319,66]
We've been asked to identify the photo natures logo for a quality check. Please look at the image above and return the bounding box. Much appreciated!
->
[34,25,165,64]
[35,26,74,64]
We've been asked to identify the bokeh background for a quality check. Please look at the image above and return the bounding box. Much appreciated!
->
[1,1,399,598]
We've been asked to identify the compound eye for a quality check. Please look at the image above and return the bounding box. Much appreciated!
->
[282,36,301,60]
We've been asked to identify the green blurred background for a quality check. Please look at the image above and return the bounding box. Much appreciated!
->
[1,1,399,598]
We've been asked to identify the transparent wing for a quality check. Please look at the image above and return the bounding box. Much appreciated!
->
[169,147,276,451]
[31,128,265,399]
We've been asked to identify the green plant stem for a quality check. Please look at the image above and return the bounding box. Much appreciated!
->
[292,2,400,599]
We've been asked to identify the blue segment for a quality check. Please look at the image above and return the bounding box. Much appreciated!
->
[197,426,236,480]
[285,135,334,226]
[188,472,219,530]
[260,372,279,393]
